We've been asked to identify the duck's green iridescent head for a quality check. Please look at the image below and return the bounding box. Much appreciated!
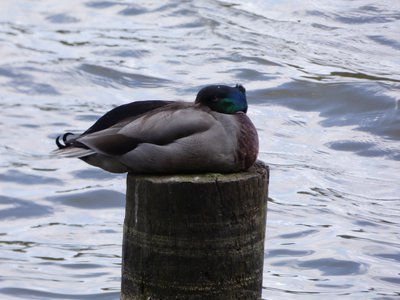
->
[195,84,247,114]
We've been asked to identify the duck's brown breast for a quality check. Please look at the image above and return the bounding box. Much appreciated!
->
[235,113,259,170]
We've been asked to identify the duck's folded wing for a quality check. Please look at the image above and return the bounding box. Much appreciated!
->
[76,106,214,156]
[82,100,173,135]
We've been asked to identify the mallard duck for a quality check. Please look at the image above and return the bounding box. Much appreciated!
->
[54,84,258,174]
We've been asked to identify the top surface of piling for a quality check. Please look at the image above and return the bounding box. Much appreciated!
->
[127,160,269,183]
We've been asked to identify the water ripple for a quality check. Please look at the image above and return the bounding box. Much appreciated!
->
[0,0,399,299]
[0,195,53,219]
[78,63,170,88]
[0,288,119,300]
[48,189,125,209]
[0,170,63,185]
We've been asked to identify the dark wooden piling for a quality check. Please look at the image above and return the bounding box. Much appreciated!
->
[121,162,269,300]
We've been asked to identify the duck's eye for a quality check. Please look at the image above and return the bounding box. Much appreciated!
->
[212,96,219,102]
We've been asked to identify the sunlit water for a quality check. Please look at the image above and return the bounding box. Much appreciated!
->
[0,1,399,299]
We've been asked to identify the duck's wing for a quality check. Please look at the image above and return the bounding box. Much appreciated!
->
[75,104,213,157]
[54,100,173,151]
[82,100,173,135]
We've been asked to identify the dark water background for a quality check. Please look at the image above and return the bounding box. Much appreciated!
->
[0,1,399,299]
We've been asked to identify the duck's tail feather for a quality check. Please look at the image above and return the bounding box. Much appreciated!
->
[54,132,95,158]
[52,147,96,158]
[56,132,76,149]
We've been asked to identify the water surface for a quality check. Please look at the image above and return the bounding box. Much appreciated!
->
[0,1,399,299]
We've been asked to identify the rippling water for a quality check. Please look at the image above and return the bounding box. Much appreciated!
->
[0,1,399,299]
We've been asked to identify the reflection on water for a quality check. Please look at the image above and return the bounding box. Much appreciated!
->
[0,0,399,299]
